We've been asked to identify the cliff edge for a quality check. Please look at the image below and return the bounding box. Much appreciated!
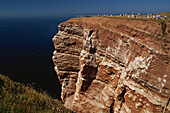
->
[52,17,170,113]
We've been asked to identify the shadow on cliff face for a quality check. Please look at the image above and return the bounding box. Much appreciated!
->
[81,65,98,92]
[118,88,126,102]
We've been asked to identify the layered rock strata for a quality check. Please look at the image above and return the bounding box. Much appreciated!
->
[52,17,170,113]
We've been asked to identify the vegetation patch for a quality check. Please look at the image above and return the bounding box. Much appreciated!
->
[0,74,73,113]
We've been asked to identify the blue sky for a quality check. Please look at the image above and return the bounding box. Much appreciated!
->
[0,0,170,17]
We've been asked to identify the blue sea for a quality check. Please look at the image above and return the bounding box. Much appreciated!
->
[0,16,73,99]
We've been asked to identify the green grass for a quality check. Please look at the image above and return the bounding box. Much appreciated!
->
[0,74,73,113]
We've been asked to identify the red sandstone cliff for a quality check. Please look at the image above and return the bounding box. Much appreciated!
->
[52,17,170,113]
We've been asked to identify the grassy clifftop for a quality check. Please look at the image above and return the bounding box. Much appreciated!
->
[156,12,170,20]
[0,74,73,113]
[107,12,170,22]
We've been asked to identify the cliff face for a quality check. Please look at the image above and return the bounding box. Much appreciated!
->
[52,17,170,113]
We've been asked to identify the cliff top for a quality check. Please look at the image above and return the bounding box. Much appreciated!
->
[60,16,170,56]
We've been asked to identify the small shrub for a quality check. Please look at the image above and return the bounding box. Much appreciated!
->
[164,43,168,46]
[161,21,167,35]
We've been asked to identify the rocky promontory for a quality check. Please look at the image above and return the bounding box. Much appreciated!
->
[52,17,170,113]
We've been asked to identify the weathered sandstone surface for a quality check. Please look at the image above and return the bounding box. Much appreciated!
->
[52,17,170,113]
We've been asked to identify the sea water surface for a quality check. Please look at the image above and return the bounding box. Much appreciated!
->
[0,15,73,99]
